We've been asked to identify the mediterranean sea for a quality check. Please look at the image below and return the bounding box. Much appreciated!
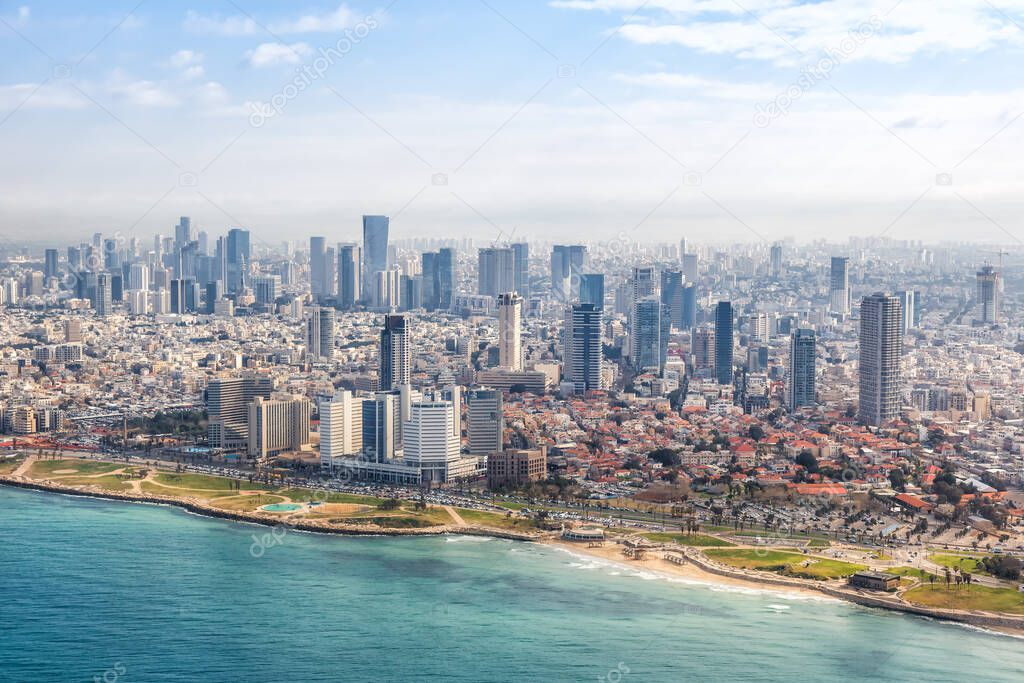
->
[1,486,1021,682]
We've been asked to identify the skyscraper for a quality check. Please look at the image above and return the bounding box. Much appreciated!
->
[976,265,1000,324]
[681,253,698,283]
[362,391,401,462]
[380,314,410,390]
[632,297,669,372]
[550,244,586,302]
[247,396,312,460]
[310,236,327,299]
[44,249,59,280]
[225,228,250,293]
[467,389,503,455]
[564,302,602,393]
[788,327,816,411]
[402,399,461,483]
[895,290,915,336]
[858,293,903,426]
[829,256,850,315]
[94,272,112,317]
[770,243,783,279]
[436,247,454,311]
[306,306,336,360]
[511,242,530,299]
[478,247,514,297]
[497,292,523,371]
[206,375,272,451]
[714,301,734,385]
[579,273,605,309]
[319,390,364,471]
[660,269,684,329]
[362,215,390,300]
[681,284,697,330]
[338,244,361,309]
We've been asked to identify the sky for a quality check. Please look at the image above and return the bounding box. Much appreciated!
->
[2,0,1024,247]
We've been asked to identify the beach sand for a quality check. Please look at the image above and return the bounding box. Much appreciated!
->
[549,540,826,600]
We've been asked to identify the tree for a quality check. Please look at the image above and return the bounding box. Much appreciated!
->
[748,425,765,442]
[795,451,819,474]
[888,468,907,492]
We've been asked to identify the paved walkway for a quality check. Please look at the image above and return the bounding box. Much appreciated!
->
[444,506,467,527]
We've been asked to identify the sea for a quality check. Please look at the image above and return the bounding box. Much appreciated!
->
[1,485,1022,682]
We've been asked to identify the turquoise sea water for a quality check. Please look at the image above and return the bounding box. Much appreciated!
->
[1,486,1022,683]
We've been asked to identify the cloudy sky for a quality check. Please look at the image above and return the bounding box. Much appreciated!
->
[2,0,1024,246]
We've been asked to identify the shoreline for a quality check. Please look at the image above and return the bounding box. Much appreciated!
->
[3,474,1023,637]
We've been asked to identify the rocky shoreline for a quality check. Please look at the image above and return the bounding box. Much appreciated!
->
[0,475,539,542]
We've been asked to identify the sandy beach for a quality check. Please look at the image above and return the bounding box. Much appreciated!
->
[548,539,827,599]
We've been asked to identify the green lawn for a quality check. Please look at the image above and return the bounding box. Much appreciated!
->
[929,553,988,575]
[0,455,26,474]
[704,548,865,579]
[903,584,1024,614]
[458,508,538,531]
[140,481,236,499]
[55,475,132,491]
[273,488,385,506]
[152,472,263,491]
[29,459,123,477]
[641,532,735,547]
[212,494,286,511]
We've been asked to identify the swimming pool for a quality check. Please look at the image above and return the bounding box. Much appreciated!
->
[261,503,302,512]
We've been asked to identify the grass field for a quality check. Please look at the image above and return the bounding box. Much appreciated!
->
[641,532,735,547]
[0,455,26,474]
[274,488,385,506]
[212,494,287,511]
[29,459,123,477]
[152,472,264,491]
[929,553,988,575]
[458,508,538,531]
[704,548,866,579]
[902,584,1024,614]
[54,475,132,491]
[140,481,236,499]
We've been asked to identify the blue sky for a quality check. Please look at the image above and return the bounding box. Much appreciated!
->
[2,1,1024,245]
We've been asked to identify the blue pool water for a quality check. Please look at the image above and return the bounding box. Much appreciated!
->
[260,502,302,512]
[0,485,1022,682]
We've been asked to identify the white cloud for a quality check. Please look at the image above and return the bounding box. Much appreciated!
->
[246,42,312,67]
[557,0,1024,65]
[0,82,87,110]
[185,4,358,36]
[614,72,778,100]
[109,78,180,107]
[165,50,205,79]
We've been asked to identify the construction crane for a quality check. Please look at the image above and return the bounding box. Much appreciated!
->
[981,249,1010,270]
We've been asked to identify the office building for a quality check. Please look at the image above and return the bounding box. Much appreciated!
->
[497,292,523,371]
[467,389,503,455]
[44,248,59,280]
[362,391,401,462]
[661,269,684,329]
[306,306,336,360]
[207,375,272,451]
[564,302,602,393]
[402,399,461,483]
[319,390,364,471]
[226,228,250,293]
[976,265,1000,324]
[858,293,903,426]
[362,215,390,299]
[487,448,547,490]
[338,243,361,309]
[770,243,783,279]
[511,242,529,299]
[681,284,697,330]
[788,327,816,411]
[247,396,312,460]
[310,236,328,299]
[830,256,850,315]
[253,275,281,305]
[632,297,669,372]
[380,314,411,390]
[579,273,605,309]
[715,301,734,385]
[94,273,112,317]
[550,244,586,302]
[895,290,915,336]
[478,247,514,297]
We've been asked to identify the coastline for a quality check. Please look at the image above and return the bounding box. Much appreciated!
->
[3,473,1023,638]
